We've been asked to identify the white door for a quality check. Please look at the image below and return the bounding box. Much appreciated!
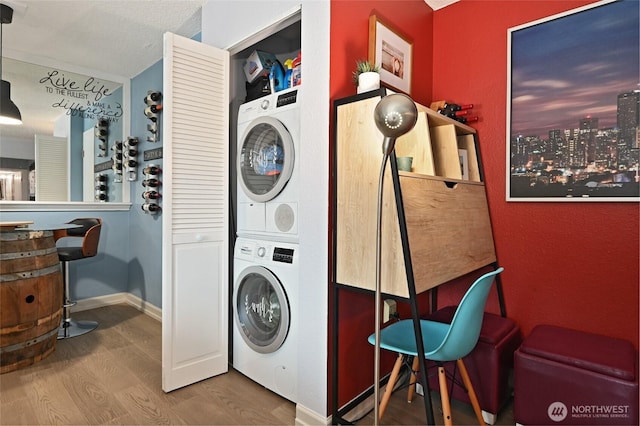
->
[82,129,94,202]
[161,32,230,392]
[34,134,69,201]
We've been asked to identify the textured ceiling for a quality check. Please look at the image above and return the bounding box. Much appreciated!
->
[0,0,456,142]
[2,0,205,79]
[0,0,204,142]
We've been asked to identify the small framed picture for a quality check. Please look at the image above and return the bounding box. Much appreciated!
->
[368,14,413,94]
[458,149,469,181]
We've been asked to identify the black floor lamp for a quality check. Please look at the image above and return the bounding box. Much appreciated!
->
[371,93,418,424]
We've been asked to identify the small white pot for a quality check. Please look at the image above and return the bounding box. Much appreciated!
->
[357,72,380,94]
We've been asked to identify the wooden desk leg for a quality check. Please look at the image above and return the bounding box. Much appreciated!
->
[407,356,420,402]
[379,353,404,420]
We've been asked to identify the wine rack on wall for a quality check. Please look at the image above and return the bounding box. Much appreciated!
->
[141,164,162,215]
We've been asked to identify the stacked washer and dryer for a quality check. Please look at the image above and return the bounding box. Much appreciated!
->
[233,86,301,402]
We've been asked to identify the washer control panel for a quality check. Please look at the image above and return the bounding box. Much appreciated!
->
[272,247,294,264]
[236,238,297,265]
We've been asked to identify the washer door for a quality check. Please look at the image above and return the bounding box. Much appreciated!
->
[234,265,290,354]
[237,116,294,202]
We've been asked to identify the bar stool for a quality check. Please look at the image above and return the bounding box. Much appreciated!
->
[53,218,102,339]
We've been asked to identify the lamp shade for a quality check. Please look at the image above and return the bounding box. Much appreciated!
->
[374,93,418,155]
[0,79,22,125]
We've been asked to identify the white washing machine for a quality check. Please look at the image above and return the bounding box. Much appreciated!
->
[232,237,298,402]
[236,86,301,242]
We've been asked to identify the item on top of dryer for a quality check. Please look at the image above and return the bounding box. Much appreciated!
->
[243,50,278,83]
[245,75,271,102]
[291,52,301,87]
[283,58,294,89]
[268,60,286,93]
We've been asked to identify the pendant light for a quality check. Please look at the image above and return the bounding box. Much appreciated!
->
[0,3,22,125]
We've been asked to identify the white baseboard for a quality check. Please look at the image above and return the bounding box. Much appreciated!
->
[74,292,161,322]
[295,404,330,426]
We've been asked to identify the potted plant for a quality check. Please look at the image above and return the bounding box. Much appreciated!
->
[353,60,380,93]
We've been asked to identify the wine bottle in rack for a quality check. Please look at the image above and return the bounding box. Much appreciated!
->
[445,110,469,118]
[143,165,161,175]
[457,116,479,124]
[144,91,162,105]
[95,174,107,182]
[142,178,162,187]
[95,184,107,191]
[142,203,162,214]
[95,193,107,201]
[142,191,161,200]
[144,104,162,121]
[440,103,473,112]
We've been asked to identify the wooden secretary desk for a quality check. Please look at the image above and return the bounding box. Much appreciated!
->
[331,88,502,424]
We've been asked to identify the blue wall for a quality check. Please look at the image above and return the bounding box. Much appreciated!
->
[0,211,130,301]
[0,34,202,311]
[128,60,164,308]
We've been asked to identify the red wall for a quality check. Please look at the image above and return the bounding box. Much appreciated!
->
[329,0,639,411]
[330,0,434,104]
[430,0,639,350]
[329,0,435,407]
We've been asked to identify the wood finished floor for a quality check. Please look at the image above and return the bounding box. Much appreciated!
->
[0,304,514,425]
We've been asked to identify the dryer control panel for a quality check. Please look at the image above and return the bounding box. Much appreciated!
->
[238,86,301,122]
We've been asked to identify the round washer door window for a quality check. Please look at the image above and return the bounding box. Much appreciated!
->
[237,116,294,202]
[234,265,290,354]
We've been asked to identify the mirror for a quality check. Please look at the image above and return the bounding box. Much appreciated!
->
[0,57,129,204]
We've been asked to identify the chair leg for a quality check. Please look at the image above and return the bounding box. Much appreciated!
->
[438,364,453,426]
[58,260,98,339]
[379,353,404,420]
[456,358,486,426]
[407,355,420,403]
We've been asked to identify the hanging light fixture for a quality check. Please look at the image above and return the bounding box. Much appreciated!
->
[0,3,22,125]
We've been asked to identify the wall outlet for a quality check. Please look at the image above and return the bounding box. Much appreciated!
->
[383,299,397,323]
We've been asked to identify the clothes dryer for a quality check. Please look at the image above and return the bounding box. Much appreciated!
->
[236,87,300,242]
[232,237,298,402]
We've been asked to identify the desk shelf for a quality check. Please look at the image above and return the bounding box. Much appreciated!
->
[334,89,496,298]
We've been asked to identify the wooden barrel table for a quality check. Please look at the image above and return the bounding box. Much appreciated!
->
[0,229,63,374]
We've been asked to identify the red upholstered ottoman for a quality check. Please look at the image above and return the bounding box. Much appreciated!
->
[425,306,522,424]
[514,325,639,425]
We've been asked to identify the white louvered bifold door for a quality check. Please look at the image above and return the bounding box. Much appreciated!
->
[34,134,69,201]
[162,32,230,392]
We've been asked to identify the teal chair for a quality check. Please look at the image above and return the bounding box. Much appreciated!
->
[368,267,504,425]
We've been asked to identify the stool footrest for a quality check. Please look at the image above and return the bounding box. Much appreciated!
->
[58,319,98,339]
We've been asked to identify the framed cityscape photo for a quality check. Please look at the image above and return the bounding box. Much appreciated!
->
[506,0,639,201]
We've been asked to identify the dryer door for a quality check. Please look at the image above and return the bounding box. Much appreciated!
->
[237,116,294,202]
[234,265,290,354]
